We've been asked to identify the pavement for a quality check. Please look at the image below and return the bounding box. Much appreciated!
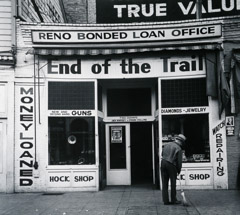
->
[0,185,240,215]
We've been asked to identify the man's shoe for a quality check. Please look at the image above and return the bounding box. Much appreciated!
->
[171,200,181,205]
[164,202,172,205]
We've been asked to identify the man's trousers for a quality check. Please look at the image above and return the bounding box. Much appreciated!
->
[161,159,178,203]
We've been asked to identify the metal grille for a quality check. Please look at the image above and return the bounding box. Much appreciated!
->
[161,78,208,108]
[48,82,95,110]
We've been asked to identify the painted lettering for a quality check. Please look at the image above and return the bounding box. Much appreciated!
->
[20,160,33,168]
[19,87,34,187]
[71,110,92,116]
[20,179,33,186]
[189,174,210,180]
[212,120,225,135]
[114,3,167,18]
[120,59,151,74]
[21,123,32,131]
[74,176,94,182]
[178,0,240,15]
[133,30,165,39]
[216,130,225,176]
[49,176,70,182]
[48,59,81,74]
[162,55,203,73]
[38,32,71,40]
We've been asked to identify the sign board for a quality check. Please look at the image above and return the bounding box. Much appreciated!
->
[110,116,149,122]
[73,171,96,187]
[41,55,206,79]
[178,169,212,186]
[111,127,123,143]
[161,107,209,115]
[15,86,35,191]
[212,118,228,189]
[96,0,240,23]
[47,171,96,188]
[226,116,235,136]
[48,110,95,117]
[32,24,221,43]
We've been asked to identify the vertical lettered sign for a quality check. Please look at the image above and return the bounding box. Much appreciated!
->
[15,85,35,191]
[212,119,228,189]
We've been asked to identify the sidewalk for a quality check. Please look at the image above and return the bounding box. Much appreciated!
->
[0,185,240,215]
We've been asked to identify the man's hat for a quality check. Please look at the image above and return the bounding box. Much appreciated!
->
[175,134,187,142]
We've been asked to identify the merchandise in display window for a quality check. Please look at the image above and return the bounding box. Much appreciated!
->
[48,117,95,165]
[162,114,210,163]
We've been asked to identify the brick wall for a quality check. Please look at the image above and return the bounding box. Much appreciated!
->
[226,115,240,189]
[223,18,240,189]
[62,0,87,23]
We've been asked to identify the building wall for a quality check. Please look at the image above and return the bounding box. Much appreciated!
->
[0,0,13,51]
[62,0,87,23]
[18,0,66,23]
[15,19,230,191]
[222,19,240,190]
[0,0,15,193]
[4,0,240,192]
[61,0,96,23]
[226,115,240,189]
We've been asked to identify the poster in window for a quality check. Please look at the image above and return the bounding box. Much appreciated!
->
[226,116,234,136]
[111,127,122,143]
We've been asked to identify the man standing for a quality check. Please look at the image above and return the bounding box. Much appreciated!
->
[161,134,186,205]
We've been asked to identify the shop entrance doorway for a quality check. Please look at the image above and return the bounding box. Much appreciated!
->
[106,123,131,185]
[106,122,153,186]
[131,122,153,184]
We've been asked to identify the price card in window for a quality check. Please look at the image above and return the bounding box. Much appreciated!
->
[111,127,122,143]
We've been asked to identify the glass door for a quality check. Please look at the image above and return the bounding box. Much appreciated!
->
[106,124,131,185]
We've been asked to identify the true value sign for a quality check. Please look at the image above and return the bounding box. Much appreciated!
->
[32,24,221,43]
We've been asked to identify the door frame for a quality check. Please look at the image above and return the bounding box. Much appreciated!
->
[106,123,131,185]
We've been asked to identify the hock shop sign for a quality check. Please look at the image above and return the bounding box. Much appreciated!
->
[32,24,221,43]
[96,0,240,23]
[43,55,206,79]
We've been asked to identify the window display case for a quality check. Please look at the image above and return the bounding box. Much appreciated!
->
[162,114,210,163]
[48,117,95,165]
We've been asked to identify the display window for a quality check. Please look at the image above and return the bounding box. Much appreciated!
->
[48,117,95,165]
[162,114,210,163]
[48,81,96,165]
[161,78,210,163]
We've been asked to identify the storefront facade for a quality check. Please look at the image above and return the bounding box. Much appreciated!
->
[11,18,234,192]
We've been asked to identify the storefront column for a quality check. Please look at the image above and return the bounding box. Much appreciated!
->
[6,80,15,193]
[209,97,228,189]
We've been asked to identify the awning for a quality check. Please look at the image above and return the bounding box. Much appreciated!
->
[32,43,222,56]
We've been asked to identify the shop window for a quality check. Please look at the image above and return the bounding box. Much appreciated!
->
[48,117,95,165]
[162,114,210,163]
[107,88,151,116]
[161,78,208,108]
[48,82,95,110]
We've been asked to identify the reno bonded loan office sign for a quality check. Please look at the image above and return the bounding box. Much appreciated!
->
[32,24,221,43]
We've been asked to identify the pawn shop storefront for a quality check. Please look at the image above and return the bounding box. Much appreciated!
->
[15,21,228,192]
